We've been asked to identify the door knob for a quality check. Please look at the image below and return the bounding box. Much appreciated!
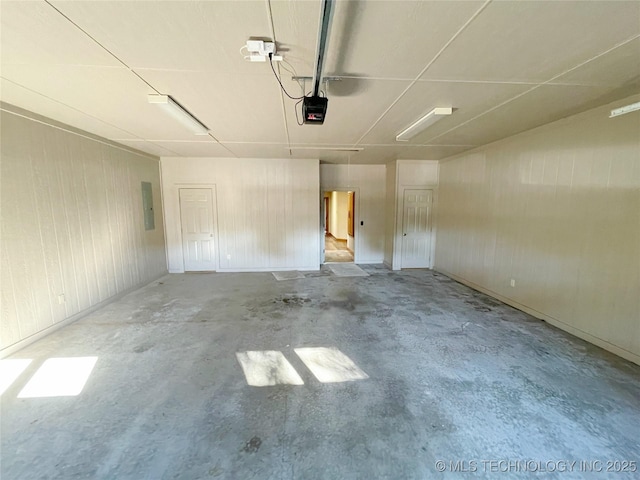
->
[403,233,407,236]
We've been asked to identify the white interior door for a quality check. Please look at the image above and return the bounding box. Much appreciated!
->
[401,189,433,268]
[179,188,217,271]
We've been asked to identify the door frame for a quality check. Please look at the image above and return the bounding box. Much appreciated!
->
[320,186,360,264]
[176,184,219,272]
[324,197,330,234]
[397,187,435,269]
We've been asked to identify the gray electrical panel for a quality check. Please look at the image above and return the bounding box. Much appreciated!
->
[141,181,155,231]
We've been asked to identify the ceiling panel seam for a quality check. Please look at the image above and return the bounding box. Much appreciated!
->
[351,0,493,148]
[421,33,640,145]
[358,143,478,148]
[335,75,543,84]
[211,138,234,157]
[117,140,181,156]
[138,141,181,156]
[266,0,293,156]
[414,79,607,87]
[317,75,604,87]
[206,133,238,158]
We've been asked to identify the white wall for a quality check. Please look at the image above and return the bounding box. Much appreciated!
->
[435,94,640,364]
[328,191,349,240]
[386,160,439,270]
[1,104,167,355]
[161,157,319,272]
[320,165,386,263]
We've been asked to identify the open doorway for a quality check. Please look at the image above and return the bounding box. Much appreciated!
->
[323,191,355,263]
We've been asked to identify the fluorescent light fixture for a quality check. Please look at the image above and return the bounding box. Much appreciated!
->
[396,107,453,142]
[610,101,640,118]
[288,146,364,152]
[148,94,209,135]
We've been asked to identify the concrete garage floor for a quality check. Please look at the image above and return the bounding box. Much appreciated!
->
[2,266,639,479]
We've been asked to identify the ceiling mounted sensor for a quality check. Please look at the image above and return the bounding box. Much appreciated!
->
[148,94,209,135]
[396,107,453,142]
[609,101,640,118]
[243,40,282,62]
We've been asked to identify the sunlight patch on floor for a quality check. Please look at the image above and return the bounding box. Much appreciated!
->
[295,347,368,383]
[17,357,98,398]
[0,359,32,396]
[236,350,304,386]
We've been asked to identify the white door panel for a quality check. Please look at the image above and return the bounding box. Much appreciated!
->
[179,188,217,271]
[401,189,433,268]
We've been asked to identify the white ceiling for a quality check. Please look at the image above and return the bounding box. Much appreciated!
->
[1,0,638,164]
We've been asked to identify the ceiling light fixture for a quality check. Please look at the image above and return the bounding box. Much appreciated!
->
[609,101,640,118]
[148,94,209,135]
[396,107,453,142]
[289,146,363,152]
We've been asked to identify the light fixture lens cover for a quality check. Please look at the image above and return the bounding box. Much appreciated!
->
[288,146,364,152]
[148,94,209,135]
[609,101,640,118]
[396,107,452,142]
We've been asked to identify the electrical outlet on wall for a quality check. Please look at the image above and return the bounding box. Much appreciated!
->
[510,279,516,287]
[58,294,65,304]
[226,254,231,260]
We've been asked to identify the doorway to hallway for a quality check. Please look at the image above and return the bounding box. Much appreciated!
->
[323,191,355,263]
[325,234,353,262]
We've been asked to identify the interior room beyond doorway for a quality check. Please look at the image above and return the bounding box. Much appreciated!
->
[324,191,354,263]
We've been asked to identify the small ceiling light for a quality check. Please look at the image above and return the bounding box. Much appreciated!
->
[148,94,209,135]
[609,101,640,118]
[396,107,453,142]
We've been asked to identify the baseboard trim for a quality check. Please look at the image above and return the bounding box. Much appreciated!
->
[0,271,168,358]
[169,266,322,273]
[217,266,321,273]
[435,268,640,366]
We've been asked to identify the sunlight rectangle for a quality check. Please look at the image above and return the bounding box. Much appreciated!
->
[17,357,98,398]
[236,351,304,386]
[0,359,32,396]
[294,347,369,383]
